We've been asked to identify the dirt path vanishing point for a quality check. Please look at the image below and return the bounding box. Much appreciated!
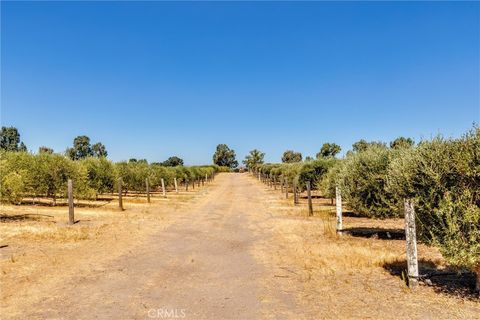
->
[2,173,479,319]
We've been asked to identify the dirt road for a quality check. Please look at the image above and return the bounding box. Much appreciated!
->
[3,174,287,319]
[2,173,479,319]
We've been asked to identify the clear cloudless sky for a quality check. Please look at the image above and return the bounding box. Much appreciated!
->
[1,1,479,164]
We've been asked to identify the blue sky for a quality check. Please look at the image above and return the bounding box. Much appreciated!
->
[1,1,479,165]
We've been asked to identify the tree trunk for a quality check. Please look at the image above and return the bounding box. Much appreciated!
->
[475,264,480,294]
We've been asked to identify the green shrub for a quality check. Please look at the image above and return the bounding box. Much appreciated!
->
[387,128,480,271]
[1,171,25,204]
[340,146,400,218]
[296,159,335,191]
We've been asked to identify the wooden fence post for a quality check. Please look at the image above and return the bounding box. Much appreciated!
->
[161,178,166,198]
[273,176,277,190]
[118,178,124,211]
[306,181,313,216]
[335,186,342,233]
[205,173,208,184]
[404,199,419,288]
[285,181,289,199]
[185,179,189,191]
[174,178,178,193]
[146,178,150,203]
[281,177,284,194]
[67,179,74,225]
[293,181,298,205]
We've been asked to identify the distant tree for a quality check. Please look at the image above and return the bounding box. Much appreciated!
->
[213,144,238,168]
[39,146,54,154]
[305,156,314,162]
[390,137,414,149]
[242,149,265,169]
[316,143,341,158]
[162,156,184,167]
[66,136,108,160]
[281,150,302,163]
[352,139,386,153]
[67,135,93,160]
[0,126,27,152]
[92,142,108,157]
[19,142,27,152]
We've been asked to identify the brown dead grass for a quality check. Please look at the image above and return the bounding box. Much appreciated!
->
[254,178,479,319]
[0,186,211,315]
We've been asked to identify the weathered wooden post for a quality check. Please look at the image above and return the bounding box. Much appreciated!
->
[335,186,342,233]
[258,172,261,180]
[161,178,166,198]
[285,181,289,199]
[306,181,313,216]
[174,178,178,193]
[192,178,195,189]
[146,178,150,203]
[293,181,298,205]
[67,179,74,225]
[205,173,208,184]
[273,176,277,190]
[404,199,419,288]
[281,177,284,194]
[185,179,189,191]
[118,178,124,211]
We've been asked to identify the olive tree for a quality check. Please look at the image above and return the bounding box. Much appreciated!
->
[387,128,480,290]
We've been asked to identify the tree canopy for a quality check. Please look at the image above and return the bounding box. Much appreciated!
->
[162,156,184,167]
[0,126,27,152]
[316,143,341,158]
[243,149,265,169]
[281,150,302,163]
[390,137,414,149]
[66,135,108,160]
[213,144,238,168]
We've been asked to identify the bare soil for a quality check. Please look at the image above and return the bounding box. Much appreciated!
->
[1,173,478,319]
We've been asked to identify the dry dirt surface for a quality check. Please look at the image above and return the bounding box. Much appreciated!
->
[1,173,479,319]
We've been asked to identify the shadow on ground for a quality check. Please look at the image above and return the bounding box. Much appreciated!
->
[341,227,405,240]
[0,214,54,222]
[384,259,479,299]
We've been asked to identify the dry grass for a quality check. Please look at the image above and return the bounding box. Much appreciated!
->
[254,178,479,319]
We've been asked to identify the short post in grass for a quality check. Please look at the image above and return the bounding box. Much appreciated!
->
[281,177,284,194]
[161,178,166,198]
[67,179,74,225]
[258,172,261,180]
[174,178,178,193]
[404,199,419,288]
[306,181,313,216]
[285,181,289,199]
[185,178,189,191]
[205,173,208,184]
[118,178,124,211]
[273,176,277,190]
[335,186,342,233]
[146,178,150,203]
